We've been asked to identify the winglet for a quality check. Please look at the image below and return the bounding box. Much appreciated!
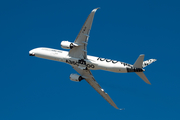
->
[92,7,100,12]
[119,108,125,110]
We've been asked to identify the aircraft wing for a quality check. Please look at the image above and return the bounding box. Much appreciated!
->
[69,8,99,59]
[72,66,119,109]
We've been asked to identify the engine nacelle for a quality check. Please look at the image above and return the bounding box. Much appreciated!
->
[70,74,83,82]
[61,41,78,49]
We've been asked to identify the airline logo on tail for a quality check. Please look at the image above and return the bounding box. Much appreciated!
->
[143,59,157,68]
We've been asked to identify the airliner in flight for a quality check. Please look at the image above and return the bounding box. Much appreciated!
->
[29,8,156,109]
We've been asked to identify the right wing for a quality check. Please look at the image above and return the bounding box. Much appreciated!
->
[68,8,99,59]
[73,66,119,109]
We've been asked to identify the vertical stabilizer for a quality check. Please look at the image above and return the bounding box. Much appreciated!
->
[133,54,144,68]
[135,72,151,85]
[142,59,157,68]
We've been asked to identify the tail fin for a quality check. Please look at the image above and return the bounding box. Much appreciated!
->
[133,54,151,85]
[142,59,157,68]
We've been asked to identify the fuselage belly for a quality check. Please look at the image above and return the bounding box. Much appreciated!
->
[29,47,129,73]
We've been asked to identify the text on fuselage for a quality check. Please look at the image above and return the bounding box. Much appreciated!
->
[97,58,132,67]
[66,59,95,68]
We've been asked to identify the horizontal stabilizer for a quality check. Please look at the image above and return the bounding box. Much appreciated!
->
[135,72,151,85]
[133,54,144,68]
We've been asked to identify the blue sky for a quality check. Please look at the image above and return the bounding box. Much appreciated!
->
[0,0,180,119]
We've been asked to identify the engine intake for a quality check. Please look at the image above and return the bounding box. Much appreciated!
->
[70,74,84,82]
[61,41,78,49]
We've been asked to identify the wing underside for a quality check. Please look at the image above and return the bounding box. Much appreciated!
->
[69,8,118,109]
[68,8,99,59]
[73,66,119,109]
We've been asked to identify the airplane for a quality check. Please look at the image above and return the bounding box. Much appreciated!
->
[29,8,156,109]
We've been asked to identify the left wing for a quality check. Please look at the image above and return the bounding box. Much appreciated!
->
[69,8,99,59]
[73,66,119,109]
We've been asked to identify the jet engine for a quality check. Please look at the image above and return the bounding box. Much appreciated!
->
[61,41,78,49]
[70,74,83,82]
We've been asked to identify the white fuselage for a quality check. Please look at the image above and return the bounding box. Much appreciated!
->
[29,47,133,73]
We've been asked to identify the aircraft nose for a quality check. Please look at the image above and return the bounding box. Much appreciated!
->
[29,50,35,56]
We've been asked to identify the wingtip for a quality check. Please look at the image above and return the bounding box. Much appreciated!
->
[119,108,125,110]
[92,7,100,12]
[114,105,119,109]
[146,80,151,85]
